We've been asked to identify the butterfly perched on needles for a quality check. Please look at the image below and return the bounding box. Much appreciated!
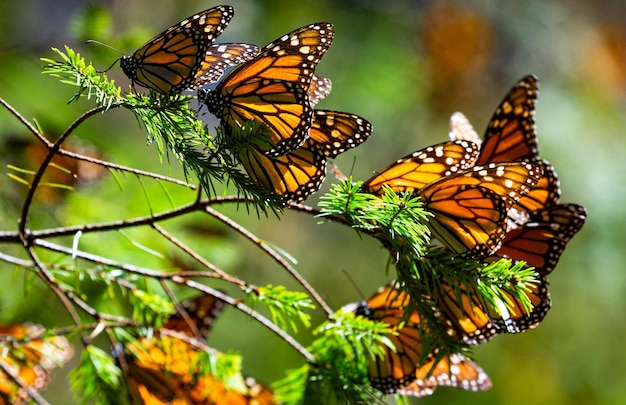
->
[119,6,259,94]
[0,323,73,405]
[199,23,335,157]
[123,294,276,405]
[344,284,491,396]
[236,75,373,203]
[361,141,542,257]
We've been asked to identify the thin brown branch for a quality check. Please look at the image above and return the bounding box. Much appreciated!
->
[0,362,49,405]
[173,278,315,362]
[0,97,46,141]
[204,206,333,316]
[19,105,108,234]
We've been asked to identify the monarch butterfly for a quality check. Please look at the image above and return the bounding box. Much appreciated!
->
[200,23,335,157]
[237,79,372,202]
[396,353,492,397]
[124,294,275,405]
[362,145,542,257]
[345,284,491,396]
[0,323,73,405]
[449,75,539,165]
[120,6,259,94]
[343,285,429,393]
[482,204,586,333]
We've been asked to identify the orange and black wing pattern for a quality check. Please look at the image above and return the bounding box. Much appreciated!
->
[486,276,552,334]
[194,43,260,87]
[120,6,246,93]
[397,353,492,397]
[346,285,427,393]
[495,204,587,276]
[431,278,498,344]
[0,323,73,405]
[420,162,542,257]
[124,294,275,405]
[309,110,372,158]
[201,23,335,157]
[447,75,539,165]
[476,75,539,165]
[361,140,480,195]
[346,284,492,396]
[238,139,327,202]
[507,160,561,228]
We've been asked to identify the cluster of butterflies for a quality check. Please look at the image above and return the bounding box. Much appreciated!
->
[342,74,587,397]
[8,4,583,403]
[118,5,373,203]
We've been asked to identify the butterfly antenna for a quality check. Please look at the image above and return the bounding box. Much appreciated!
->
[85,40,123,73]
[339,268,366,301]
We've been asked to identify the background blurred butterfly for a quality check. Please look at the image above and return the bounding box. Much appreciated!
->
[0,323,73,405]
[119,6,259,94]
[345,284,491,396]
[200,23,335,157]
[237,77,372,203]
[362,144,542,257]
[124,294,275,405]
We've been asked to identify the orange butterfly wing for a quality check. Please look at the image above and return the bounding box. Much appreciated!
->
[347,285,428,393]
[203,23,335,157]
[0,324,73,405]
[238,139,327,202]
[120,6,237,94]
[397,353,492,397]
[309,110,373,158]
[361,140,480,195]
[421,162,542,257]
[486,276,551,334]
[194,43,260,87]
[476,75,539,165]
[495,204,587,276]
[431,278,498,344]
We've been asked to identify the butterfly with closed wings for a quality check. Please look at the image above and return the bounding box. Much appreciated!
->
[119,6,259,94]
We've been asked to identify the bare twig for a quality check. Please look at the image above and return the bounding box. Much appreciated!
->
[204,206,333,316]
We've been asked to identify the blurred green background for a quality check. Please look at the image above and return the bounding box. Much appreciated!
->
[0,0,624,404]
